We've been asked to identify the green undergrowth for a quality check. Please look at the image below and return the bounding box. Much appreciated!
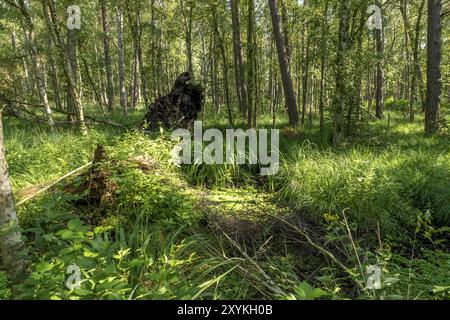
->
[13,132,238,299]
[277,113,450,236]
[12,131,330,300]
[5,118,118,191]
[3,110,450,300]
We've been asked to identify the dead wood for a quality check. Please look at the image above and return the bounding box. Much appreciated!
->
[143,72,204,131]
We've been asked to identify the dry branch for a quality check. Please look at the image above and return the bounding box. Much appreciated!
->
[16,161,93,207]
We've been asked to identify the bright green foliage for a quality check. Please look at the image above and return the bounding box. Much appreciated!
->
[283,282,332,300]
[12,132,247,300]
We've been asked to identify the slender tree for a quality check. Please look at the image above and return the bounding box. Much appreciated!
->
[211,6,233,125]
[279,0,291,62]
[375,0,385,119]
[101,0,115,111]
[301,2,310,125]
[318,0,329,133]
[66,27,78,122]
[43,0,87,135]
[231,0,248,118]
[127,3,149,107]
[46,36,63,111]
[425,0,442,134]
[180,0,194,76]
[116,2,127,115]
[17,0,54,128]
[333,0,350,145]
[268,0,299,126]
[400,0,426,122]
[247,0,255,127]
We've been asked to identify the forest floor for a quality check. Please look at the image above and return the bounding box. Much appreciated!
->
[1,103,450,300]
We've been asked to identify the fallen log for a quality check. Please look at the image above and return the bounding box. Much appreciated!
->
[16,161,93,207]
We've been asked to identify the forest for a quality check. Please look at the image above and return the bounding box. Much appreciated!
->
[0,0,449,301]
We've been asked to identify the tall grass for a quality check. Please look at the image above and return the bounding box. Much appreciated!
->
[4,119,119,190]
[277,118,450,236]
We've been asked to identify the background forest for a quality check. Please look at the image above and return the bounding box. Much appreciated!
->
[0,0,449,300]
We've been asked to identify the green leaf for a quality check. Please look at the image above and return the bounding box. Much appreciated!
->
[36,261,53,273]
[74,288,91,296]
[293,282,329,300]
[68,219,83,231]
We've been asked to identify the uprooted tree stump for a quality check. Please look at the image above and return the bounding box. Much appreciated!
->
[63,144,116,211]
[143,72,204,131]
[63,144,158,220]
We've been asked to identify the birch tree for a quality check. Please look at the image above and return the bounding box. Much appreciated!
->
[0,111,25,277]
[101,0,115,112]
[116,2,127,115]
[17,0,55,128]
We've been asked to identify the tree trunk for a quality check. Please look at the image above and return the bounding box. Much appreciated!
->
[18,0,54,128]
[94,42,108,108]
[116,3,127,115]
[333,0,350,145]
[101,0,115,112]
[201,32,208,94]
[184,2,194,76]
[347,5,366,134]
[425,0,442,134]
[375,0,384,119]
[212,7,233,125]
[12,31,32,94]
[319,0,329,133]
[268,0,298,126]
[279,0,291,62]
[46,37,63,111]
[253,31,259,127]
[150,0,158,99]
[10,32,20,95]
[66,28,78,123]
[247,0,255,127]
[231,0,248,118]
[43,0,87,135]
[400,0,426,122]
[0,112,25,277]
[130,7,149,107]
[80,52,106,116]
[301,23,310,125]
